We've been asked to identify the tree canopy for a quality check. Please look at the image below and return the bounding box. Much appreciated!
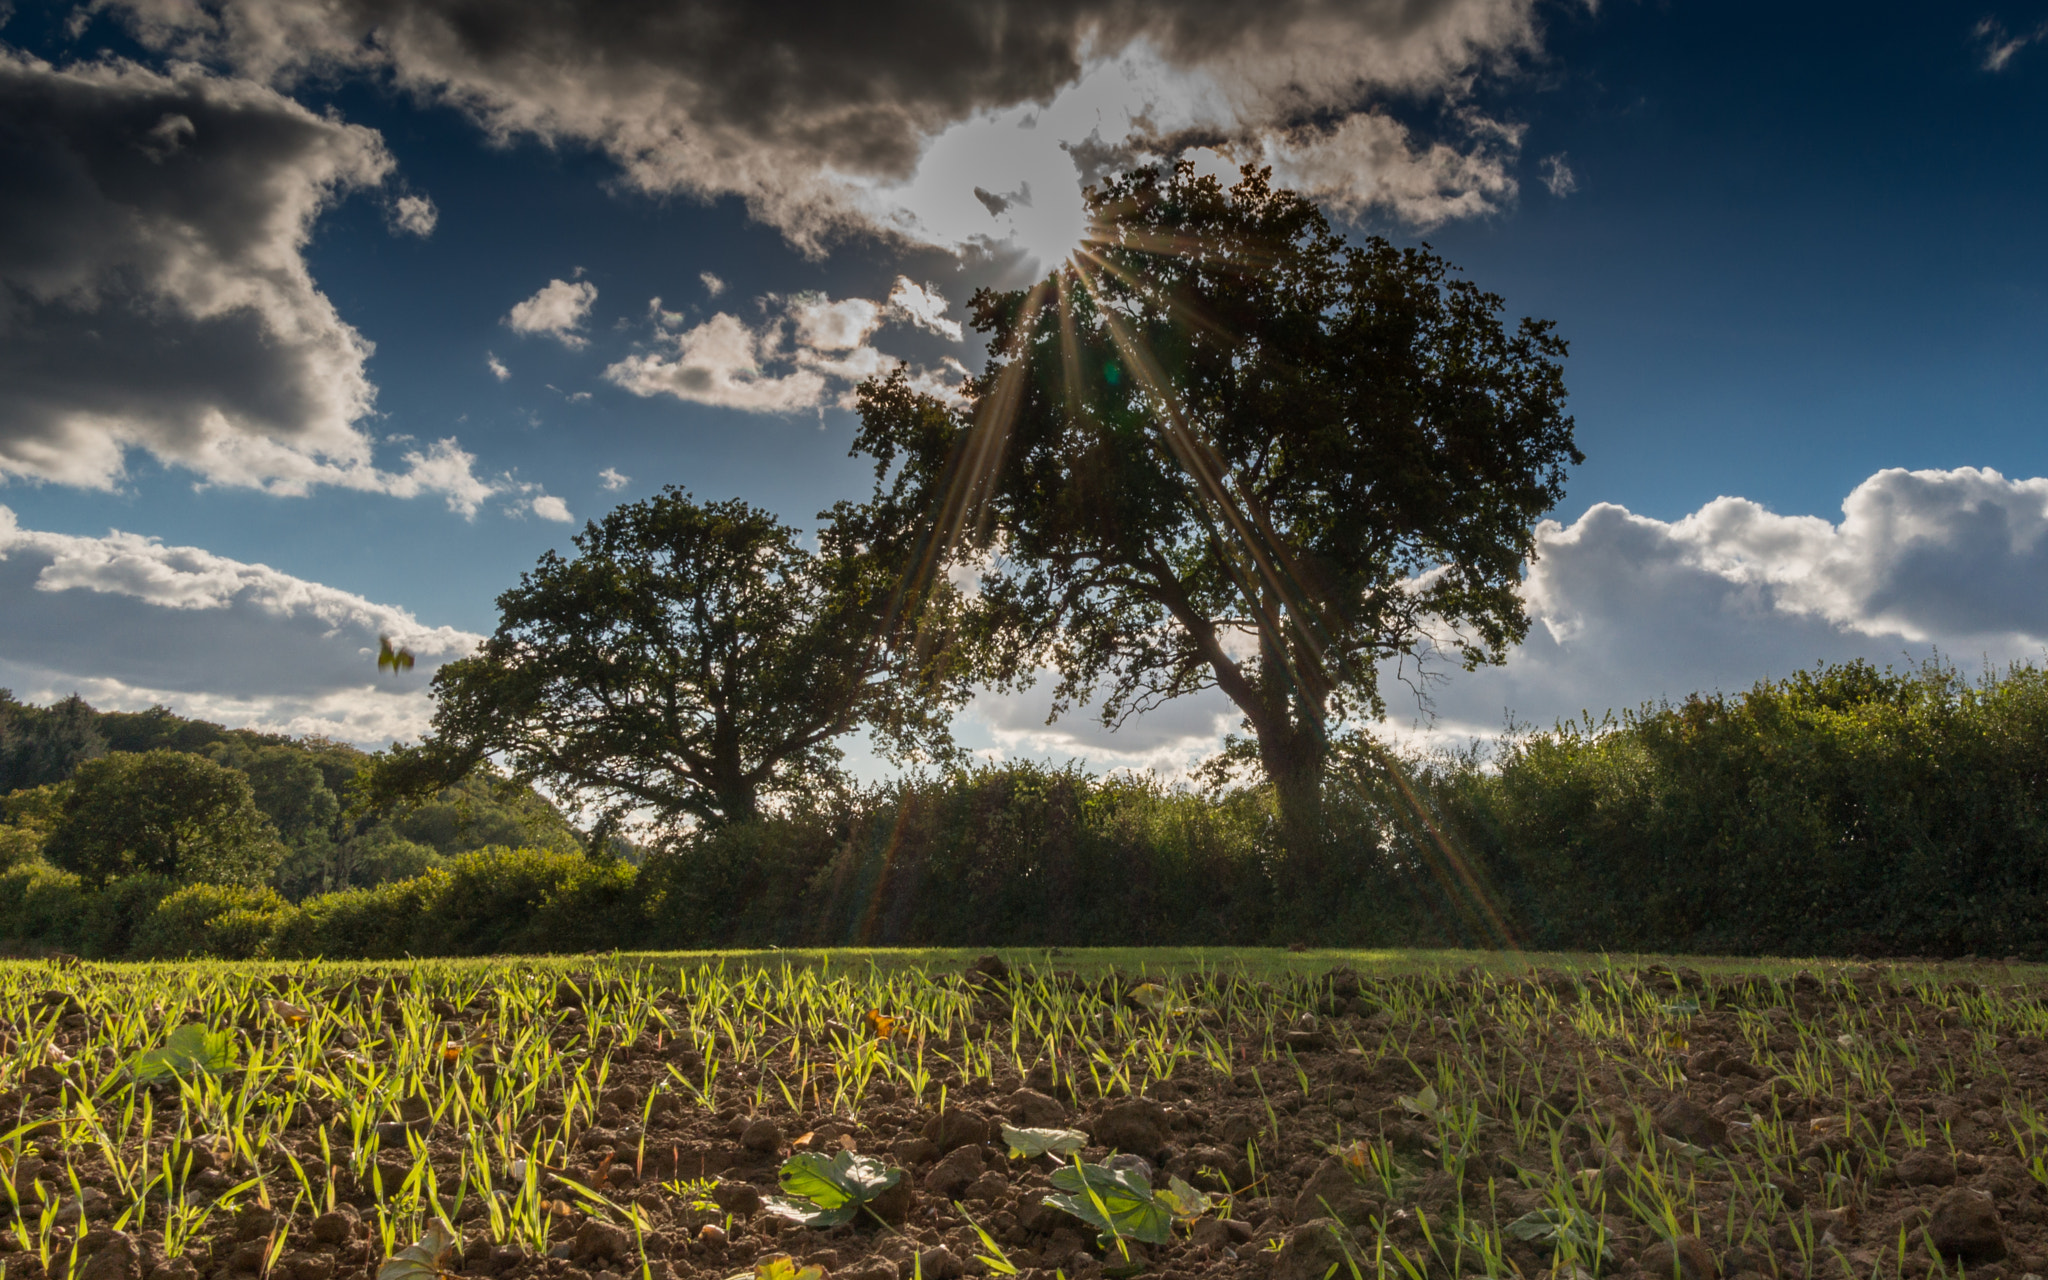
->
[44,749,284,887]
[369,489,974,840]
[851,164,1578,901]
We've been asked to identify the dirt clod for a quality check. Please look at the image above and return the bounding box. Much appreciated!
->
[1642,1235,1721,1280]
[1930,1188,2008,1264]
[1089,1098,1168,1157]
[1271,1218,1355,1280]
[1899,1149,1959,1187]
[1656,1097,1728,1150]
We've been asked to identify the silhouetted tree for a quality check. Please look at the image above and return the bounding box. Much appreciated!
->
[365,489,976,841]
[851,164,1578,927]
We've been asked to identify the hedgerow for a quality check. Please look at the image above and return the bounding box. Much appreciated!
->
[4,659,2047,959]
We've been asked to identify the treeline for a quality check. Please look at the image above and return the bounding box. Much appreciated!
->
[0,692,583,903]
[2,658,2044,960]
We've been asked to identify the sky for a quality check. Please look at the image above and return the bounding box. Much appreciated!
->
[3,0,2047,773]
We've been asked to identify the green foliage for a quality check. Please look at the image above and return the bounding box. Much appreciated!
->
[1429,657,2048,956]
[134,883,292,959]
[1504,1206,1614,1263]
[0,780,67,871]
[373,488,975,839]
[0,692,107,793]
[0,861,89,952]
[128,1024,237,1084]
[44,750,284,887]
[1043,1160,1174,1246]
[763,1151,904,1227]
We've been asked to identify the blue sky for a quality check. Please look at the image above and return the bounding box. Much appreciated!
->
[3,0,2047,765]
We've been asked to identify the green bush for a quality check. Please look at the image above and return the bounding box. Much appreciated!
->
[133,884,291,960]
[269,878,440,961]
[0,862,89,954]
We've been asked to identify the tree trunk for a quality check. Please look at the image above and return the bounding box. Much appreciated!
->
[1260,723,1330,942]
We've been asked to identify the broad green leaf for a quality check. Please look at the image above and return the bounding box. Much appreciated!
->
[1002,1124,1088,1159]
[1045,1161,1173,1246]
[376,1221,455,1280]
[1396,1084,1443,1120]
[766,1150,902,1229]
[1156,1175,1215,1222]
[129,1025,235,1084]
[1504,1207,1615,1262]
[760,1195,854,1228]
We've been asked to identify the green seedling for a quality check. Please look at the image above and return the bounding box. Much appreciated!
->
[955,1202,1022,1276]
[1001,1125,1088,1160]
[1155,1174,1217,1223]
[762,1151,904,1228]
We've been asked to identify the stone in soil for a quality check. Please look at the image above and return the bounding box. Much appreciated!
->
[923,1108,991,1152]
[1292,1158,1380,1227]
[1004,1087,1069,1127]
[740,1118,782,1152]
[923,1144,987,1199]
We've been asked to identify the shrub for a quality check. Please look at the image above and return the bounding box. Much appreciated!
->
[133,884,291,960]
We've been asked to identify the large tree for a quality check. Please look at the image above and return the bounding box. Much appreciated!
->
[44,749,283,887]
[367,489,972,841]
[852,165,1578,905]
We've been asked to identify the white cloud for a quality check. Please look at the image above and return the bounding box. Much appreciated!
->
[505,278,598,346]
[388,192,437,235]
[102,0,1542,261]
[0,504,481,746]
[530,494,572,522]
[486,352,510,381]
[963,468,2048,765]
[606,312,828,413]
[1975,16,2048,71]
[1540,152,1576,198]
[606,288,966,413]
[598,466,629,490]
[1257,110,1520,228]
[699,271,726,297]
[1385,466,2048,748]
[791,295,884,352]
[887,277,963,342]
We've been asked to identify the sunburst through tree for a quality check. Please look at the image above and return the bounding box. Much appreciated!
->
[852,163,1579,936]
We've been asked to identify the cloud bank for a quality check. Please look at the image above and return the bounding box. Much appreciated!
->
[0,504,482,745]
[972,468,2048,768]
[0,51,505,508]
[105,0,1546,261]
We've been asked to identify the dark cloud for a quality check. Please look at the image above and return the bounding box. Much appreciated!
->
[0,52,519,504]
[103,0,1542,251]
